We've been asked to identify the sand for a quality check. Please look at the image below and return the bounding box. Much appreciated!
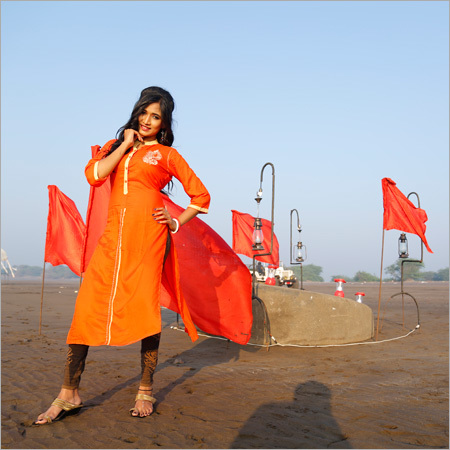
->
[1,279,448,449]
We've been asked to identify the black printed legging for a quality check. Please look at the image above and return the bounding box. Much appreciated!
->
[62,234,171,391]
[62,333,161,390]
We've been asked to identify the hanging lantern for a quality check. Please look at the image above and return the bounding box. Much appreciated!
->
[252,217,264,251]
[398,233,409,258]
[294,241,307,262]
[252,187,264,251]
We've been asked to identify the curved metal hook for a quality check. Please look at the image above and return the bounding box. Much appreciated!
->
[260,162,275,187]
[290,208,301,231]
[290,209,301,265]
[407,191,421,208]
[252,162,276,299]
[402,191,423,270]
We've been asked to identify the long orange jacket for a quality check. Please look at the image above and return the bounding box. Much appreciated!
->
[66,140,210,346]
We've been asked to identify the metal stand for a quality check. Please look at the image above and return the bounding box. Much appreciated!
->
[39,260,46,335]
[289,209,305,289]
[376,192,423,339]
[251,163,275,350]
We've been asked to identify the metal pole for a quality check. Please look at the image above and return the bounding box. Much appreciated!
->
[251,163,275,350]
[300,263,304,290]
[375,229,385,341]
[254,163,275,260]
[401,260,405,329]
[39,260,46,335]
[252,255,257,299]
[290,208,304,289]
[395,192,424,330]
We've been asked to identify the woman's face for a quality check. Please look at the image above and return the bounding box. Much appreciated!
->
[138,102,163,141]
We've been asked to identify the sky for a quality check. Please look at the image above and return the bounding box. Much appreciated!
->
[1,1,449,282]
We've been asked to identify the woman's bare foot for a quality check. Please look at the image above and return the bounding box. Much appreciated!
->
[131,386,155,417]
[35,388,82,425]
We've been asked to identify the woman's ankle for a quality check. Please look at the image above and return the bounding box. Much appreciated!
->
[58,388,81,403]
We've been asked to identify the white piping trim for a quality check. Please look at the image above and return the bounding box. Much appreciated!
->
[106,208,126,345]
[124,149,137,194]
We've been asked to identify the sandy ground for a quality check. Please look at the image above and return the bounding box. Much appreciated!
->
[1,279,448,449]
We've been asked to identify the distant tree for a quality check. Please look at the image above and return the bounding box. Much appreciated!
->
[289,264,324,282]
[330,275,352,282]
[353,271,380,282]
[384,259,425,281]
[46,265,78,279]
[433,268,449,281]
[11,264,78,279]
[419,271,436,281]
[14,265,43,277]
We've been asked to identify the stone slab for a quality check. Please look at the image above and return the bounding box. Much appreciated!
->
[250,284,374,345]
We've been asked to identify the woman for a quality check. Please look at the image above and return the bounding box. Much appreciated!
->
[35,86,210,424]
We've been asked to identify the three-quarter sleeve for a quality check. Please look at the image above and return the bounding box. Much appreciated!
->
[85,139,116,187]
[167,148,210,213]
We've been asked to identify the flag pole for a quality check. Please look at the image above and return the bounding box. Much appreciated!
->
[375,228,385,341]
[39,260,46,335]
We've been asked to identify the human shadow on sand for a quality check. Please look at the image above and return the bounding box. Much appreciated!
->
[231,380,352,449]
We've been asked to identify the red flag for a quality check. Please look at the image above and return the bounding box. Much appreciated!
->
[382,178,433,253]
[45,185,86,276]
[81,145,111,273]
[163,197,253,344]
[231,210,280,265]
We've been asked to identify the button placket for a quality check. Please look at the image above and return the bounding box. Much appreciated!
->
[124,149,138,195]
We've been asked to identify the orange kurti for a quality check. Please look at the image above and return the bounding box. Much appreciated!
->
[67,140,210,346]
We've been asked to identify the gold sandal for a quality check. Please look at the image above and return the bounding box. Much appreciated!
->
[33,398,83,426]
[129,394,156,418]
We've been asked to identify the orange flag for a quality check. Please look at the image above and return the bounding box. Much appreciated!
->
[45,185,86,276]
[163,197,253,344]
[81,145,111,273]
[231,210,279,265]
[382,178,433,253]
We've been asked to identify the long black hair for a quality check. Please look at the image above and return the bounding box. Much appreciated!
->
[107,86,175,156]
[107,86,176,194]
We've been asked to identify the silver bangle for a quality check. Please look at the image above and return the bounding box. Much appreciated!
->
[170,218,180,234]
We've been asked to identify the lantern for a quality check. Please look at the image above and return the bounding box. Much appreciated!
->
[295,241,307,263]
[398,233,409,258]
[252,217,264,251]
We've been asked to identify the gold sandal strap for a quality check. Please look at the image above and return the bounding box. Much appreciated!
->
[51,398,80,411]
[135,394,156,404]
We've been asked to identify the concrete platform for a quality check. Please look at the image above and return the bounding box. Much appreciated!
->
[250,284,374,345]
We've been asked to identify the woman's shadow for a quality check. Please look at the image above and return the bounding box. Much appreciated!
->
[231,380,352,449]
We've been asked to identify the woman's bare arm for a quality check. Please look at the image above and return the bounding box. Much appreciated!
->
[96,129,143,179]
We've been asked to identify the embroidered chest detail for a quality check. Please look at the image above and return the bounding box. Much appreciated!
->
[143,149,162,165]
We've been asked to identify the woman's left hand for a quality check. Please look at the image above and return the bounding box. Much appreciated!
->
[153,207,177,232]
